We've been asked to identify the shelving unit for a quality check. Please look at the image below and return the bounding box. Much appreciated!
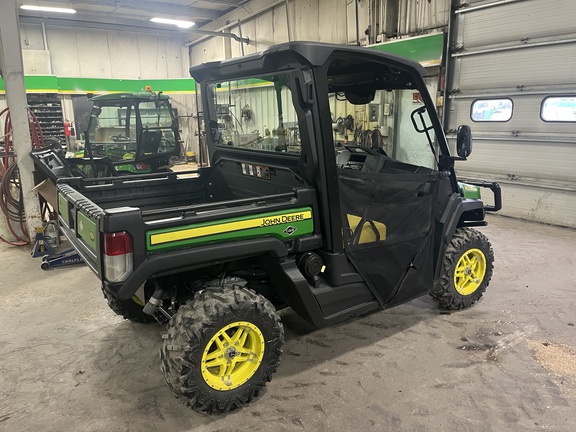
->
[27,95,66,145]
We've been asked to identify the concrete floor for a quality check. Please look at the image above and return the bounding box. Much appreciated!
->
[1,214,575,432]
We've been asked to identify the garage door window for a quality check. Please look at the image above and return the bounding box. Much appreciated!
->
[471,99,513,122]
[541,96,576,122]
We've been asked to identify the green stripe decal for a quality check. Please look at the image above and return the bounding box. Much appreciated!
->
[147,207,314,252]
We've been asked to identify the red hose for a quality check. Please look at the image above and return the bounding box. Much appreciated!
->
[0,107,49,245]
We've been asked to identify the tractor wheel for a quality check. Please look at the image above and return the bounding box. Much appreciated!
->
[431,227,494,310]
[102,285,155,324]
[161,286,284,414]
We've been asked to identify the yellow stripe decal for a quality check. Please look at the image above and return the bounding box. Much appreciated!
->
[150,210,312,246]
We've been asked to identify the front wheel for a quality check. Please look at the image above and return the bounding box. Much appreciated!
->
[161,286,284,414]
[430,227,494,310]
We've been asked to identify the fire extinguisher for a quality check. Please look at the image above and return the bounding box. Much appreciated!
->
[64,120,74,137]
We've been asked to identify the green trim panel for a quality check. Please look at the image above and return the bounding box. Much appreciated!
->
[368,33,444,67]
[57,192,69,226]
[0,76,196,94]
[459,182,482,200]
[147,207,314,252]
[77,211,98,252]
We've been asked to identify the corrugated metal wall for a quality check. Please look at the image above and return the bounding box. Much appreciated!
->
[446,0,576,228]
[189,0,451,63]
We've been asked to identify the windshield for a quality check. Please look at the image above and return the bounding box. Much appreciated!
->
[205,75,301,154]
[87,99,177,161]
[327,56,439,170]
[330,88,438,170]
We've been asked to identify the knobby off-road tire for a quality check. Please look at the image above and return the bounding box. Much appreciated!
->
[101,286,155,324]
[161,286,284,414]
[431,227,494,310]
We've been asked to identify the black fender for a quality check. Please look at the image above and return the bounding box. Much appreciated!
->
[105,238,289,300]
[433,193,485,280]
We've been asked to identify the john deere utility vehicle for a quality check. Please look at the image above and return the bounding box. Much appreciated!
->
[32,90,181,183]
[56,42,501,414]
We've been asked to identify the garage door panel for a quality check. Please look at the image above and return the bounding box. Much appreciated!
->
[462,0,576,48]
[458,44,576,89]
[453,96,576,136]
[459,140,576,182]
[485,183,576,228]
[448,0,576,227]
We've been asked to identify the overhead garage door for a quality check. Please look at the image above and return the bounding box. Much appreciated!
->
[445,0,576,228]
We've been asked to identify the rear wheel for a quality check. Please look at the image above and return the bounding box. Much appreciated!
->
[431,228,494,310]
[161,286,284,414]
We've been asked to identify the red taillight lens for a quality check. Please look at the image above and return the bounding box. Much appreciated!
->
[104,232,133,256]
[103,231,133,283]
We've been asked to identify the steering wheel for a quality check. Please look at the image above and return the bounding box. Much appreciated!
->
[110,135,130,142]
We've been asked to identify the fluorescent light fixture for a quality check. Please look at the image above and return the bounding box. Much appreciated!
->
[150,17,195,29]
[20,5,76,14]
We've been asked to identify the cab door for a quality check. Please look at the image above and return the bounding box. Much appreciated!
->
[338,163,440,306]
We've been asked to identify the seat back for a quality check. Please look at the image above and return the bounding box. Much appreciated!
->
[141,130,161,154]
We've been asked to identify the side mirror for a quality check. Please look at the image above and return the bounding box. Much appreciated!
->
[456,125,473,158]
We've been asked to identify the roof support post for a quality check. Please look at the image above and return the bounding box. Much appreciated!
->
[0,0,43,241]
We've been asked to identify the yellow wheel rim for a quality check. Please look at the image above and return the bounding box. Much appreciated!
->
[454,248,486,295]
[201,321,265,391]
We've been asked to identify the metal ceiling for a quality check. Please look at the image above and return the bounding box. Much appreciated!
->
[17,0,251,35]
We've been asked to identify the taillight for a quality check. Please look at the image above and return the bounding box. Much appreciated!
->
[103,231,133,282]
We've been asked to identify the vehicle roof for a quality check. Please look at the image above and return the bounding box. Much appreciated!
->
[90,91,171,102]
[189,41,427,82]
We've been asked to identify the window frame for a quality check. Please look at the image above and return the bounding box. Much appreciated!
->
[540,95,576,123]
[469,98,514,123]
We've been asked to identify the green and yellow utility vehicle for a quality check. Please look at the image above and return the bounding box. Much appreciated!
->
[56,42,501,414]
[32,90,181,181]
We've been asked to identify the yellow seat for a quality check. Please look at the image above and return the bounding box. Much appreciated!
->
[346,214,386,244]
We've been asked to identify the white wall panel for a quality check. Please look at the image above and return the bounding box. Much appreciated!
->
[318,0,347,43]
[397,0,450,35]
[44,26,186,79]
[293,0,320,42]
[20,24,44,50]
[75,29,113,77]
[22,50,51,74]
[106,32,142,79]
[47,27,81,76]
[271,5,290,44]
[253,10,276,50]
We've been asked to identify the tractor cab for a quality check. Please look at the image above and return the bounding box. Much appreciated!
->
[81,90,181,175]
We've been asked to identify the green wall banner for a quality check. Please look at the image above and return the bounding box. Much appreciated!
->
[368,32,445,67]
[0,76,196,94]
